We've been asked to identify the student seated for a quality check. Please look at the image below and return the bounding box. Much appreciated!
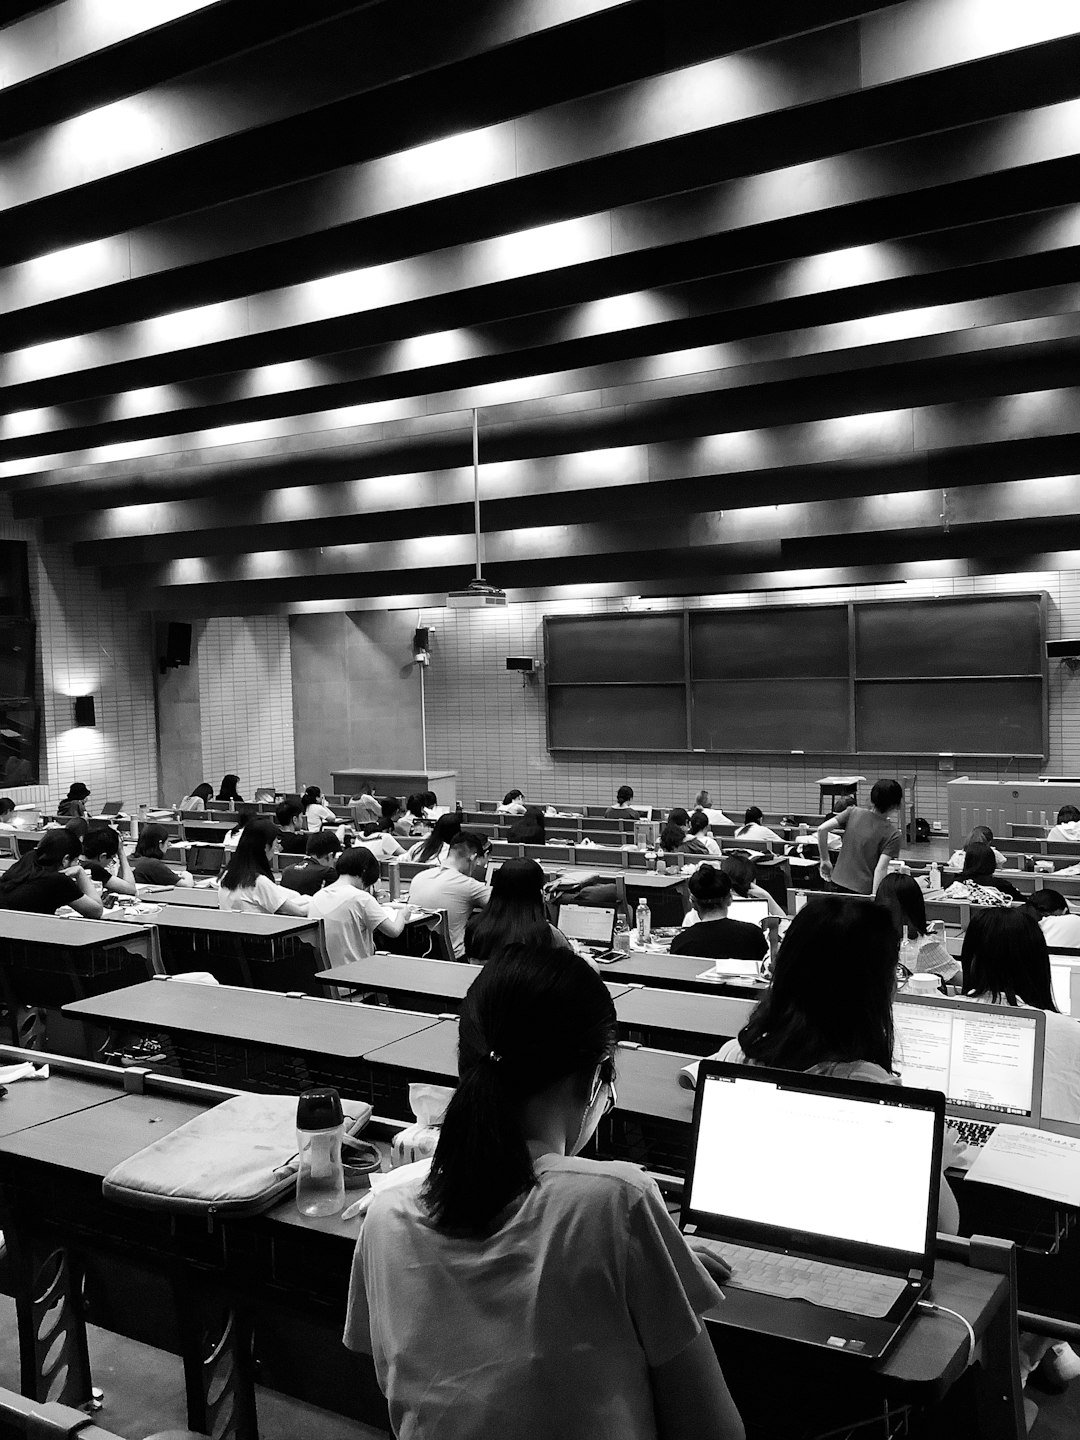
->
[301,785,339,832]
[344,941,744,1440]
[947,823,1006,870]
[496,788,528,816]
[309,846,417,963]
[348,783,382,828]
[688,809,721,856]
[179,782,214,813]
[131,824,192,886]
[659,807,704,855]
[689,902,960,1234]
[217,774,244,803]
[465,858,570,962]
[406,813,462,865]
[961,908,1080,1124]
[692,790,734,826]
[0,829,104,917]
[398,793,430,836]
[355,800,407,861]
[408,831,491,958]
[506,806,546,844]
[420,790,441,821]
[694,853,784,920]
[604,785,639,819]
[1049,805,1080,843]
[669,867,767,962]
[953,840,1023,901]
[733,807,782,844]
[223,804,257,849]
[1025,888,1080,950]
[82,826,138,897]
[56,781,91,819]
[274,801,308,855]
[281,831,341,896]
[218,819,309,916]
[875,873,957,983]
[816,779,902,895]
[0,797,19,830]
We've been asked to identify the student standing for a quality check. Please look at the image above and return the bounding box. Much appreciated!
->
[816,779,902,895]
[219,819,309,916]
[344,941,744,1440]
[408,831,491,958]
[308,846,416,963]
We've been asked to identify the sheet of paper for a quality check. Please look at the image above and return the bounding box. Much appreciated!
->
[966,1124,1080,1205]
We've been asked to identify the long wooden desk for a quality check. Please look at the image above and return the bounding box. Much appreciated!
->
[137,884,220,907]
[320,952,633,1013]
[602,949,769,998]
[65,978,440,1097]
[144,906,328,990]
[0,1049,1021,1440]
[615,988,755,1054]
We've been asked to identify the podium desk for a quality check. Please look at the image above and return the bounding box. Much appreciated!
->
[331,767,457,811]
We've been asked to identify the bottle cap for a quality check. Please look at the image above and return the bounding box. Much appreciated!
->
[296,1086,344,1131]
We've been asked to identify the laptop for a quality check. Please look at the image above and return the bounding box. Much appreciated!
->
[893,994,1045,1147]
[100,801,124,815]
[558,903,616,953]
[682,1061,943,1359]
[727,898,769,927]
[254,788,277,803]
[1049,956,1080,1017]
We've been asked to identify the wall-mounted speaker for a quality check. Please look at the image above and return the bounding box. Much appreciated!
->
[165,621,192,666]
[1048,640,1080,658]
[506,657,536,672]
[73,695,96,727]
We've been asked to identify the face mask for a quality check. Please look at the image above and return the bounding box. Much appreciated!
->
[570,1067,615,1156]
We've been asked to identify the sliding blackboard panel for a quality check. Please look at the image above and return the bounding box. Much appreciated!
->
[854,597,1043,678]
[692,680,850,752]
[691,606,848,679]
[548,685,685,750]
[546,615,684,684]
[855,679,1044,754]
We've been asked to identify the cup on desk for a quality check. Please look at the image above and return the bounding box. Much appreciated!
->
[903,973,940,996]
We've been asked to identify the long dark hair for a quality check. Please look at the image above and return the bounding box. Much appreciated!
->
[961,908,1058,1012]
[737,901,898,1073]
[217,774,242,802]
[133,823,169,860]
[466,859,548,961]
[720,853,756,898]
[659,806,690,851]
[688,863,732,913]
[0,828,82,888]
[301,786,323,809]
[875,873,929,940]
[220,819,277,891]
[189,782,213,804]
[415,813,461,863]
[959,840,996,883]
[507,807,546,844]
[422,942,617,1234]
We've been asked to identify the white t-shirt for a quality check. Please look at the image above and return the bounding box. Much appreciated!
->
[308,879,396,965]
[355,831,405,861]
[179,795,206,812]
[344,1154,721,1440]
[218,874,308,915]
[1048,821,1080,843]
[407,866,490,958]
[304,801,339,831]
[695,807,733,827]
[734,823,782,843]
[1040,913,1080,950]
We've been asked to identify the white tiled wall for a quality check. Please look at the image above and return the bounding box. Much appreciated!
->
[0,496,158,808]
[421,571,1080,825]
[199,616,296,794]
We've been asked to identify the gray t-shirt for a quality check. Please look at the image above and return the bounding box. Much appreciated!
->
[831,806,901,894]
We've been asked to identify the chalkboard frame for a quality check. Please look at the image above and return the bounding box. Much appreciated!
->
[543,593,1048,758]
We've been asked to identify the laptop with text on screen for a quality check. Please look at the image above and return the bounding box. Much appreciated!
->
[557,903,616,950]
[681,1061,943,1359]
[893,995,1044,1148]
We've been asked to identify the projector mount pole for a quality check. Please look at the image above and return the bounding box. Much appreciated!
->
[473,406,482,581]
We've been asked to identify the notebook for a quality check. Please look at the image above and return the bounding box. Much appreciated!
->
[682,1062,943,1359]
[892,995,1044,1148]
[557,903,616,949]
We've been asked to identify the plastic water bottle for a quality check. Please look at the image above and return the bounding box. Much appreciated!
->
[645,841,658,872]
[928,862,942,891]
[613,913,631,955]
[296,1087,346,1218]
[636,897,651,946]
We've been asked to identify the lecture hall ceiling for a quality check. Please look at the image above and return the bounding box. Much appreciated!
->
[3,0,1080,613]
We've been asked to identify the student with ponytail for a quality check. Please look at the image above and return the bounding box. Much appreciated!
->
[345,942,744,1440]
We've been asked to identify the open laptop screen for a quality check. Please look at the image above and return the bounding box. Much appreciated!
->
[893,997,1041,1122]
[727,899,769,926]
[558,904,615,945]
[1050,961,1074,1016]
[686,1069,938,1264]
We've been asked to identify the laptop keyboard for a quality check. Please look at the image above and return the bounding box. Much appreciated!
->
[951,1118,997,1148]
[695,1239,908,1319]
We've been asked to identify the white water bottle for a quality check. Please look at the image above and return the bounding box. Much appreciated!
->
[928,862,942,891]
[613,913,631,954]
[636,897,651,945]
[296,1087,346,1218]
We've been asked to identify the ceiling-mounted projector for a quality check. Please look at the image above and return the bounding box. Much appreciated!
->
[447,579,507,609]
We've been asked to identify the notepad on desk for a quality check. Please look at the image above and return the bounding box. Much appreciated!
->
[966,1124,1080,1206]
[696,958,764,982]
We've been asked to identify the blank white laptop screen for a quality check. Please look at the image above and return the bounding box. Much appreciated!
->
[893,1001,1038,1119]
[727,899,769,926]
[688,1073,936,1257]
[558,904,615,945]
[1050,962,1074,1016]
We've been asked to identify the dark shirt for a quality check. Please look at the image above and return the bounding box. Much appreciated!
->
[669,918,767,961]
[277,831,308,856]
[281,859,335,895]
[604,805,640,819]
[0,872,81,914]
[57,798,86,818]
[132,856,181,885]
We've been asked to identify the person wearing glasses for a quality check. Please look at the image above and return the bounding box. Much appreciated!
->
[408,830,491,958]
[345,941,743,1440]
